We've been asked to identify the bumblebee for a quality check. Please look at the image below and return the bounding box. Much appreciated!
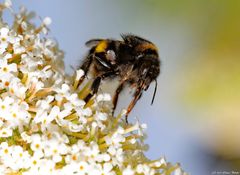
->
[78,34,160,122]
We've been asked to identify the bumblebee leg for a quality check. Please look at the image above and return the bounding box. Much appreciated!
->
[112,82,125,116]
[125,88,143,123]
[84,71,117,103]
[77,56,93,88]
[84,76,101,102]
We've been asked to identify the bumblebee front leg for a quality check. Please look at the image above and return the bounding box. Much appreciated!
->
[84,76,101,102]
[125,88,143,123]
[112,81,125,116]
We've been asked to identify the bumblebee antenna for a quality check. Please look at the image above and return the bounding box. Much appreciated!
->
[151,79,158,105]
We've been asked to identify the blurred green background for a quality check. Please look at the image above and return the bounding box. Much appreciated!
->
[6,0,240,174]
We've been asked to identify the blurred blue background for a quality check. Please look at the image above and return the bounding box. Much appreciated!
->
[6,1,240,174]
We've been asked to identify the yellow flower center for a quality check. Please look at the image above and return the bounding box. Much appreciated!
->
[79,165,84,170]
[4,149,8,154]
[3,67,8,72]
[72,155,77,161]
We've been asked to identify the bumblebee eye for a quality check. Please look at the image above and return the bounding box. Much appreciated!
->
[106,50,116,64]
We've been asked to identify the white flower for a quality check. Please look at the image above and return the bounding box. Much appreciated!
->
[0,127,12,137]
[48,130,69,144]
[61,163,79,175]
[8,102,30,129]
[76,69,84,81]
[105,128,125,147]
[123,166,135,175]
[12,39,26,54]
[95,153,111,162]
[30,134,44,154]
[0,166,8,175]
[96,111,107,121]
[136,164,156,175]
[11,145,31,170]
[4,0,12,8]
[68,122,84,132]
[37,65,53,80]
[67,93,85,107]
[20,54,39,73]
[43,17,52,26]
[54,83,71,102]
[83,142,100,162]
[65,153,80,164]
[96,163,115,175]
[75,106,92,118]
[29,77,45,91]
[28,154,43,170]
[0,142,12,158]
[0,27,9,54]
[43,138,68,163]
[0,59,17,74]
[158,157,167,167]
[38,159,56,174]
[174,167,187,175]
[8,77,27,99]
[34,105,59,126]
[109,148,124,166]
[0,119,3,127]
[93,112,108,130]
[75,161,89,175]
[70,140,86,154]
[48,106,60,121]
[55,108,72,127]
[21,132,32,143]
[35,95,54,111]
[96,93,111,102]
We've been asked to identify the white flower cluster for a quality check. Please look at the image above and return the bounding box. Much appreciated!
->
[0,1,187,175]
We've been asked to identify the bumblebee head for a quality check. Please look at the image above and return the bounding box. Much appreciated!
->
[138,55,160,86]
[139,59,160,105]
[122,34,159,61]
[133,41,160,105]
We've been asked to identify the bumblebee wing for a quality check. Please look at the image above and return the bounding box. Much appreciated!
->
[85,39,104,47]
[94,55,111,69]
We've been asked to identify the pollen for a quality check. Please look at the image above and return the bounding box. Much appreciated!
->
[72,155,77,161]
[4,149,8,154]
[10,88,14,94]
[4,81,9,86]
[3,67,8,72]
[79,165,84,170]
[33,160,37,165]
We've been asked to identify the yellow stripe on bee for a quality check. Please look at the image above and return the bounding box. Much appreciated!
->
[95,40,107,53]
[136,43,158,52]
